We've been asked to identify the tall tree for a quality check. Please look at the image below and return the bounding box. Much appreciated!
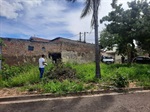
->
[66,0,101,78]
[100,0,150,62]
[130,0,150,56]
[101,3,135,63]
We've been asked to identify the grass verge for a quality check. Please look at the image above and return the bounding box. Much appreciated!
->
[0,62,150,95]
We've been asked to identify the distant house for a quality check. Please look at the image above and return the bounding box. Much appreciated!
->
[0,37,95,66]
[101,46,122,63]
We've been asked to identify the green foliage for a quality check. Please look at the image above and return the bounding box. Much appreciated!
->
[0,63,34,80]
[43,80,62,93]
[139,78,150,88]
[0,63,150,94]
[0,64,41,87]
[9,67,39,87]
[45,80,84,94]
[71,63,96,82]
[0,77,4,88]
[44,62,76,81]
[98,63,150,88]
[100,29,118,50]
[100,0,150,55]
[59,80,84,93]
[112,73,129,88]
[24,83,43,92]
[7,63,54,87]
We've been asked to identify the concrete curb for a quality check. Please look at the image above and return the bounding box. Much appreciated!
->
[0,87,149,103]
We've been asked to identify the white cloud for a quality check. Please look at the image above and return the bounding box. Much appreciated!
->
[0,0,41,19]
[0,0,69,37]
[0,0,23,19]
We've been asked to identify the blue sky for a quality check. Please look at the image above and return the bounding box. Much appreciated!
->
[0,0,134,43]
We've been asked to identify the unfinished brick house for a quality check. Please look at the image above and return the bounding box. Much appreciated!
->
[0,37,95,66]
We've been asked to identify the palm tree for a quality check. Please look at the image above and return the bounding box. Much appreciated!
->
[66,0,117,78]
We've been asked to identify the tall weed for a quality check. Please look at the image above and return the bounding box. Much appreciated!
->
[71,63,95,82]
[9,66,39,87]
[1,62,150,94]
[0,64,35,80]
[43,80,85,94]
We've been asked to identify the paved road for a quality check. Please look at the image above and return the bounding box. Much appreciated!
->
[0,91,150,112]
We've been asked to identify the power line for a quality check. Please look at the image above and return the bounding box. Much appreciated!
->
[66,34,79,38]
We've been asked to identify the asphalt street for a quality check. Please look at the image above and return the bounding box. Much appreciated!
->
[0,90,150,112]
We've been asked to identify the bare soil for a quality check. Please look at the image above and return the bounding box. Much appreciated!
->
[0,88,28,97]
[0,82,137,98]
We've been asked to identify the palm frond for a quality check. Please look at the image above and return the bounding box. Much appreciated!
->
[91,0,101,27]
[67,0,101,27]
[81,0,93,18]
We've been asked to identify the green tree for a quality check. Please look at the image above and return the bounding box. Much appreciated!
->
[130,0,150,56]
[99,28,130,59]
[100,0,150,62]
[100,29,117,50]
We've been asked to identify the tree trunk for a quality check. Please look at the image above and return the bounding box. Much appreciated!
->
[93,0,101,78]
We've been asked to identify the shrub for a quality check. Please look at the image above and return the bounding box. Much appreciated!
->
[45,62,76,81]
[0,63,35,80]
[9,67,39,87]
[43,80,85,94]
[112,73,129,88]
[43,80,62,93]
[72,63,96,82]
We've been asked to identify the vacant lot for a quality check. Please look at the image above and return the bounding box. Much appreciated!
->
[0,63,150,97]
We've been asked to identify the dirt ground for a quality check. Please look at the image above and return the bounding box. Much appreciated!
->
[0,88,29,97]
[0,82,137,98]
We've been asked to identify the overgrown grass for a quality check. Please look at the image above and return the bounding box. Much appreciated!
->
[0,62,150,94]
[69,63,96,82]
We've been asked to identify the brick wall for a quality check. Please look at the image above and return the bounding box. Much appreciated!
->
[1,37,95,66]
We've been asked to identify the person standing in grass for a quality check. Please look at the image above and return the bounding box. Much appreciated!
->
[39,54,47,78]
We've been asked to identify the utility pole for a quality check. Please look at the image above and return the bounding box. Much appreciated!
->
[93,0,101,78]
[79,32,82,42]
[84,32,88,43]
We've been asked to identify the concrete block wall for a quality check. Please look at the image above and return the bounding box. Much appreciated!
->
[59,39,95,63]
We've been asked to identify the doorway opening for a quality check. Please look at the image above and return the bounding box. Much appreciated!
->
[49,53,61,63]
